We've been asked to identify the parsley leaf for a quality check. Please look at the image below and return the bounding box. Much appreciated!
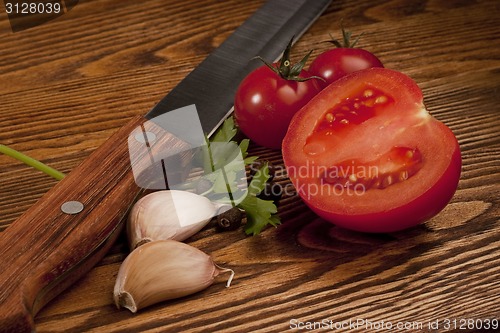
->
[240,162,281,235]
[239,195,280,236]
[247,161,270,196]
[211,116,237,142]
[203,116,281,235]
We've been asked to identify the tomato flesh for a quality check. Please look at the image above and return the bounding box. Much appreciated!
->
[282,68,461,233]
[312,87,392,133]
[307,87,423,190]
[321,147,423,190]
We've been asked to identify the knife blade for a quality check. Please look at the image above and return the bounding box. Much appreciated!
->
[148,0,331,136]
[0,0,331,331]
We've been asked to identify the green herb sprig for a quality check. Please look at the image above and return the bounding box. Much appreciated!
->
[204,117,281,235]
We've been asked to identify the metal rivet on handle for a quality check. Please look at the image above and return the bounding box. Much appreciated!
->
[135,131,156,144]
[61,201,84,215]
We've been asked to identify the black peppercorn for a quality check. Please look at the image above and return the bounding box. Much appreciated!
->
[216,207,244,232]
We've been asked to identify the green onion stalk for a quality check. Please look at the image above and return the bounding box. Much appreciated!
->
[0,144,66,181]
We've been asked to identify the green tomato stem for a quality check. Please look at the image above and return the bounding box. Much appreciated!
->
[0,144,66,181]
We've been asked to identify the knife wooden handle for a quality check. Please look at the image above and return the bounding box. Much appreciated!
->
[0,116,192,332]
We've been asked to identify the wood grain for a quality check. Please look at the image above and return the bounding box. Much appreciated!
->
[0,0,499,332]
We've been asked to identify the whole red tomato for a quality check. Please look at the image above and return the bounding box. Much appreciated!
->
[308,25,383,88]
[309,48,383,88]
[234,39,322,149]
[234,65,321,149]
[282,68,461,233]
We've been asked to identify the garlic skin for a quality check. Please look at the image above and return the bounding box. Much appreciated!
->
[114,240,234,313]
[127,190,219,249]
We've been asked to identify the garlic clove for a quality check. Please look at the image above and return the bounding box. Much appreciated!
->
[113,240,234,313]
[127,190,220,249]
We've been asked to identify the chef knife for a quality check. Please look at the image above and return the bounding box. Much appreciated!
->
[0,0,331,331]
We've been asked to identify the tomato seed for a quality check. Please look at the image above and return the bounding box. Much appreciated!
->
[381,175,393,188]
[363,99,375,107]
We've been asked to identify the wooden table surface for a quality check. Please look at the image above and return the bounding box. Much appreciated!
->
[1,0,499,332]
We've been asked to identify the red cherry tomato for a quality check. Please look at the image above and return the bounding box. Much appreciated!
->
[234,64,321,149]
[309,48,383,88]
[282,68,461,233]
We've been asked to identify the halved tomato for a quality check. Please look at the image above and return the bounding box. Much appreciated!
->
[282,68,461,233]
